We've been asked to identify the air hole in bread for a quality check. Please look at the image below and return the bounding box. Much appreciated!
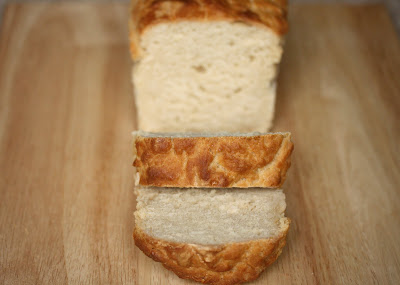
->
[192,65,206,73]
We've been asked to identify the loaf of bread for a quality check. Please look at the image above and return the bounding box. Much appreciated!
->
[133,131,294,188]
[129,0,288,132]
[134,187,290,285]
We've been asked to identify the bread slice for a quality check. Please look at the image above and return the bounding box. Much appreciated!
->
[134,187,290,285]
[129,0,288,132]
[132,131,294,188]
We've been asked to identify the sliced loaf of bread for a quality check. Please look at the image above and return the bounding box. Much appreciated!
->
[133,131,294,188]
[134,187,289,285]
[130,0,288,132]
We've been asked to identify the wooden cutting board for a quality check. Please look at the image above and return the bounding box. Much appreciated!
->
[0,2,399,284]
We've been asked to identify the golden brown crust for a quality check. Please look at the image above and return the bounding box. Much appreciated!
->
[133,133,294,188]
[129,0,288,59]
[133,222,289,285]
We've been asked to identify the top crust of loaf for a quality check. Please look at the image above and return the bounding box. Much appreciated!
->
[130,0,288,59]
[133,132,294,188]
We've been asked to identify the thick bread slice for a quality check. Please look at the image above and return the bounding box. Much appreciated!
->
[133,131,294,188]
[134,188,290,285]
[130,1,288,132]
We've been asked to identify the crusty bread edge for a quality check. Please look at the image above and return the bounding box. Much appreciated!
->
[133,219,290,285]
[132,132,294,188]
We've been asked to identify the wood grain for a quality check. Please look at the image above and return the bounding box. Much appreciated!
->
[0,3,399,284]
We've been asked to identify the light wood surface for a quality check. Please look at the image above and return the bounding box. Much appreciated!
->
[0,3,399,284]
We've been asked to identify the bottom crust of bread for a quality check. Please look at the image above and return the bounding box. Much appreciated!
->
[133,222,289,285]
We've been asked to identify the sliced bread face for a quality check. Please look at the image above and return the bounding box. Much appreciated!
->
[133,131,294,188]
[134,187,290,285]
[131,21,282,133]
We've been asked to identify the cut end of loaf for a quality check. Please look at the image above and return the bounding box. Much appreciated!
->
[135,188,288,244]
[132,21,283,133]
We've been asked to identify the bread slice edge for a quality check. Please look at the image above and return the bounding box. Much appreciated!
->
[133,218,290,285]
